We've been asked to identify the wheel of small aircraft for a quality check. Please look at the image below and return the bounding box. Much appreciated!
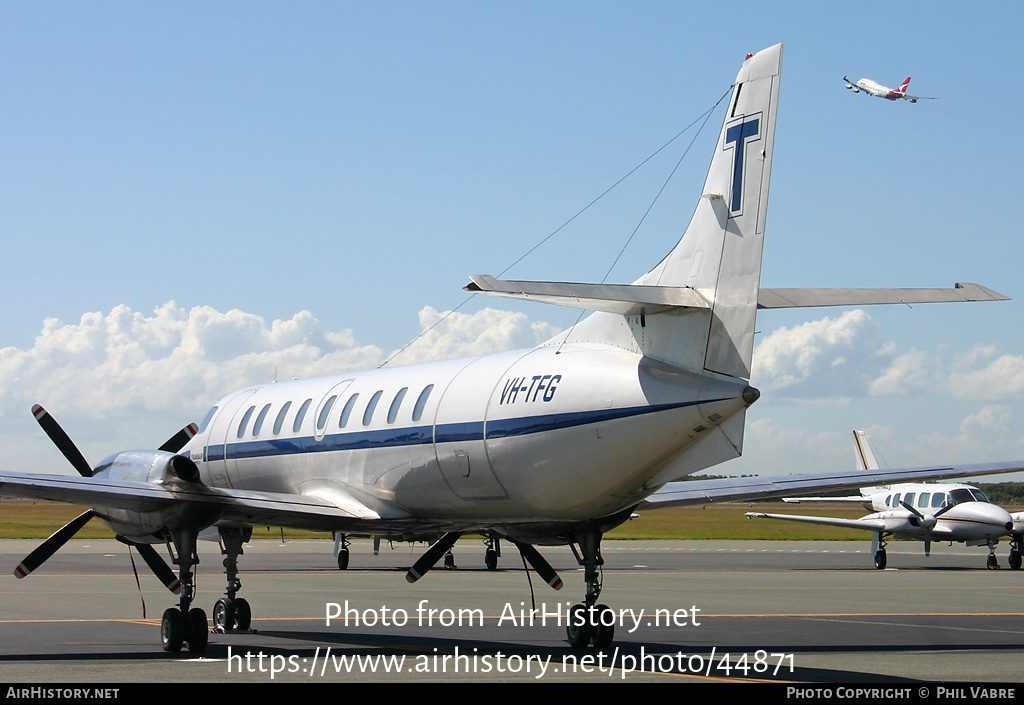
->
[444,550,456,569]
[987,554,999,570]
[484,548,498,571]
[337,548,350,570]
[161,608,185,652]
[187,608,209,653]
[1009,550,1022,571]
[873,549,887,570]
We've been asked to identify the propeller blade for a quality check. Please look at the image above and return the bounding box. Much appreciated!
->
[406,532,462,583]
[899,501,923,518]
[31,405,93,477]
[510,539,563,590]
[158,423,199,453]
[133,543,181,594]
[934,503,956,518]
[14,510,95,578]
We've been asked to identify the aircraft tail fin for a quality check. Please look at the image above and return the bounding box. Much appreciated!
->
[897,77,912,94]
[853,430,880,471]
[467,44,784,379]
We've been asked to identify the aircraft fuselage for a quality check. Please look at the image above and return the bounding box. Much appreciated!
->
[181,343,754,538]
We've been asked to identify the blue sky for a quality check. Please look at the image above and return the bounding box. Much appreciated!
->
[2,2,1023,479]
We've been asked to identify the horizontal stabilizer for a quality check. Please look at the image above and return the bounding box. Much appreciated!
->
[467,277,1007,315]
[757,283,1008,309]
[465,275,711,315]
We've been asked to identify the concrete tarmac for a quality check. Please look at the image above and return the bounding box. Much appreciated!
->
[0,538,1021,684]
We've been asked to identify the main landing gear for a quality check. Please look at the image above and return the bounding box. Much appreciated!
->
[213,527,252,633]
[872,532,887,570]
[484,535,501,570]
[1009,534,1023,571]
[566,530,614,649]
[160,529,208,653]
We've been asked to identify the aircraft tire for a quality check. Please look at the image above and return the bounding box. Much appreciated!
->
[213,598,235,631]
[873,549,887,570]
[186,608,208,653]
[566,603,597,648]
[485,548,498,571]
[1009,550,1022,571]
[338,548,350,570]
[161,608,185,652]
[234,598,252,630]
[593,604,615,648]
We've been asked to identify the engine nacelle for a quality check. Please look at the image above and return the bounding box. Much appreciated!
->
[89,450,222,542]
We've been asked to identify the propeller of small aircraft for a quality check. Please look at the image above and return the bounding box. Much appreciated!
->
[15,404,192,594]
[900,500,955,532]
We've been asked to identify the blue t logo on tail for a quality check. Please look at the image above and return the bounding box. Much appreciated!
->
[724,114,761,214]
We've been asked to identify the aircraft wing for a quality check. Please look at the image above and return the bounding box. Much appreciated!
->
[641,461,1024,508]
[0,470,404,532]
[745,512,887,532]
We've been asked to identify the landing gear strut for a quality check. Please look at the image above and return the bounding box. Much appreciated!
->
[161,528,208,652]
[987,540,1000,570]
[1010,534,1022,570]
[873,532,887,570]
[484,535,500,570]
[213,526,252,633]
[566,530,614,649]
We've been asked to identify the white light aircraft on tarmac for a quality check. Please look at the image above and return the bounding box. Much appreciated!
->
[843,75,939,102]
[747,431,1015,569]
[3,44,1020,654]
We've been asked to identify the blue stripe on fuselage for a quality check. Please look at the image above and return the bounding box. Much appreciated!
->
[207,398,721,462]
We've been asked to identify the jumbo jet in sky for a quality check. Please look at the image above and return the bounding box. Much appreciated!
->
[2,43,1019,654]
[747,431,1015,569]
[843,75,939,102]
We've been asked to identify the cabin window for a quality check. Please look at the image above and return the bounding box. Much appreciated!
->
[293,398,313,433]
[917,492,930,508]
[252,404,272,436]
[902,492,915,508]
[932,493,948,508]
[412,384,434,422]
[892,493,901,507]
[387,388,409,424]
[339,394,359,428]
[885,495,891,507]
[237,406,256,439]
[363,390,383,426]
[198,406,218,434]
[273,401,292,435]
[317,395,338,430]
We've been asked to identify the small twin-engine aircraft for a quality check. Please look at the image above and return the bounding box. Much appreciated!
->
[843,75,939,102]
[2,44,1018,654]
[747,431,1015,569]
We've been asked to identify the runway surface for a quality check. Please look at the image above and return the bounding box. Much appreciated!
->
[0,537,1021,684]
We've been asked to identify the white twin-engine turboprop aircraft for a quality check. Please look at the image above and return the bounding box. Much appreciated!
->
[3,43,1019,653]
[747,431,1018,569]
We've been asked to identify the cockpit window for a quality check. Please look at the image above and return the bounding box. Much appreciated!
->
[198,406,218,434]
[969,488,991,503]
[949,488,975,505]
